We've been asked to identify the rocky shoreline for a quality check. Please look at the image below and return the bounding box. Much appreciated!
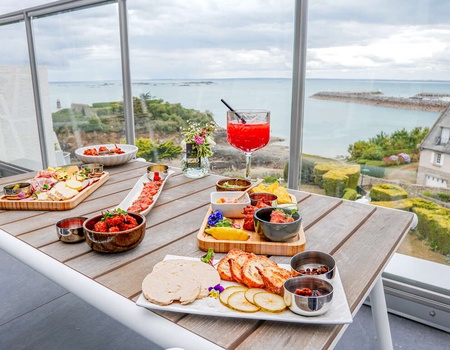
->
[210,128,289,174]
[160,127,290,176]
[310,91,450,112]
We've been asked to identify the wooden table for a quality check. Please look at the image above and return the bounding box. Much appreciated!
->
[0,161,414,350]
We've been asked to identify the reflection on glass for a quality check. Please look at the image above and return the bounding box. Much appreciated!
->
[0,21,44,173]
[32,3,123,165]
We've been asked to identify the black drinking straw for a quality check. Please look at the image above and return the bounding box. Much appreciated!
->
[221,99,247,123]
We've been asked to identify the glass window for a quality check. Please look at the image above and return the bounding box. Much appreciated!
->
[31,2,124,166]
[127,0,295,179]
[306,0,450,267]
[0,20,45,173]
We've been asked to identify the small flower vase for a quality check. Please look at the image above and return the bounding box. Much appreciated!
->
[181,143,210,178]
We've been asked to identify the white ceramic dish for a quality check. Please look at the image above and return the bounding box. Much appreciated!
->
[75,144,138,166]
[210,191,250,218]
[116,170,174,216]
[136,255,352,325]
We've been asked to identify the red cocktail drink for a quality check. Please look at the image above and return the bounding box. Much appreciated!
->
[227,122,270,152]
[226,109,270,179]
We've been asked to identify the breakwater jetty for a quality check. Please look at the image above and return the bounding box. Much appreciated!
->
[310,91,450,112]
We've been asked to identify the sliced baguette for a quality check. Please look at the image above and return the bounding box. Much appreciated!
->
[256,265,292,296]
[217,248,244,281]
[229,252,255,284]
[242,256,278,288]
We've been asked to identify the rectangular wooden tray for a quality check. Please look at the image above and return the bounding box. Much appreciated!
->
[197,205,306,256]
[0,172,109,211]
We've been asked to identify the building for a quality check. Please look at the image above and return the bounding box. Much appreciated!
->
[417,104,450,188]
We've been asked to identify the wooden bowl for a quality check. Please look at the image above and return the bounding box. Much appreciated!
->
[215,178,252,192]
[83,212,145,253]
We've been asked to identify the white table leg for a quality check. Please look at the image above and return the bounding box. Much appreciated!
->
[369,277,393,350]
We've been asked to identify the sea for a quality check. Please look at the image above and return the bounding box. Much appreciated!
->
[49,78,449,159]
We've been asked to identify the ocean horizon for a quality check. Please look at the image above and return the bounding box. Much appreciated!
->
[49,78,447,158]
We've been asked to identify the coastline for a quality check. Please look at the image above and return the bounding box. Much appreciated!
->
[310,91,450,112]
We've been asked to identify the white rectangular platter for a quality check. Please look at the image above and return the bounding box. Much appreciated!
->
[116,170,174,216]
[136,255,352,324]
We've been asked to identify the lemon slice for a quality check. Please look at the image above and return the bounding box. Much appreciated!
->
[253,292,286,313]
[204,227,249,241]
[227,291,260,313]
[219,286,248,306]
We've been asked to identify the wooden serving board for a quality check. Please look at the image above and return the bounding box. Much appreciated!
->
[0,172,109,211]
[197,206,306,256]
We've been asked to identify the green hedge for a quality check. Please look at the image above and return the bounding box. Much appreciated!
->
[373,197,450,254]
[313,163,360,197]
[313,163,339,187]
[370,183,408,201]
[342,188,358,201]
[283,158,316,184]
[414,207,450,254]
[322,171,348,197]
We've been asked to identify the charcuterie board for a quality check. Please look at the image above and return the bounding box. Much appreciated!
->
[197,206,306,256]
[0,172,109,211]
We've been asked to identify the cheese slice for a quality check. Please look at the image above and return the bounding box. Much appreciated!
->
[66,179,83,191]
[36,192,50,201]
[56,187,79,200]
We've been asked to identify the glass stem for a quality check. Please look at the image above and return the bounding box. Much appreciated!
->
[245,152,252,180]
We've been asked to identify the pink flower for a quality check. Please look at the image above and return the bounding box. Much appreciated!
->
[194,135,205,145]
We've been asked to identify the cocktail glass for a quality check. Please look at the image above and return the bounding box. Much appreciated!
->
[226,110,270,179]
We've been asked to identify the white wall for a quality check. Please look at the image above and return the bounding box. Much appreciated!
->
[0,66,57,170]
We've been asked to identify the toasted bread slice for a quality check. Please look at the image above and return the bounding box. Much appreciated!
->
[257,265,292,296]
[217,248,244,281]
[242,256,278,288]
[229,252,255,284]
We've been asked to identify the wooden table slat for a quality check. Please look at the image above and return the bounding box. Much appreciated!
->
[0,164,414,350]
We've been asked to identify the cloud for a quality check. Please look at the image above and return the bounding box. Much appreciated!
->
[307,23,450,80]
[1,0,450,80]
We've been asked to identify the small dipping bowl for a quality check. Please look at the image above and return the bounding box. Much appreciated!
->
[290,250,336,281]
[284,276,334,316]
[254,206,302,242]
[210,191,251,218]
[249,192,278,206]
[147,164,169,181]
[216,178,252,192]
[3,182,32,199]
[56,217,88,243]
[80,163,104,177]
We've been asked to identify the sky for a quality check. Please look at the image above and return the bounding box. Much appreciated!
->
[1,0,450,81]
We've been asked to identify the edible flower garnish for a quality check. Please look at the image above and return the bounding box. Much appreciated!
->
[208,284,224,298]
[201,248,215,266]
[207,210,233,227]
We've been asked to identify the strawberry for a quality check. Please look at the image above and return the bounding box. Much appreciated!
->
[94,220,108,232]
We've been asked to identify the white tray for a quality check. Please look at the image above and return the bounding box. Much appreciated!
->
[116,170,174,216]
[136,255,352,324]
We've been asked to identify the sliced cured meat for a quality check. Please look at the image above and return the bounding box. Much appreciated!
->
[142,259,220,305]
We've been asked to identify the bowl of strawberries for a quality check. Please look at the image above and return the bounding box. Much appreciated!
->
[83,209,146,253]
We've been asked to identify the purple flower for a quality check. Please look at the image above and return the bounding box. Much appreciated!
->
[208,283,224,296]
[207,210,223,226]
[194,135,205,145]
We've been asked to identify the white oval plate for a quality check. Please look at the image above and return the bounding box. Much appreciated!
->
[116,169,174,216]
